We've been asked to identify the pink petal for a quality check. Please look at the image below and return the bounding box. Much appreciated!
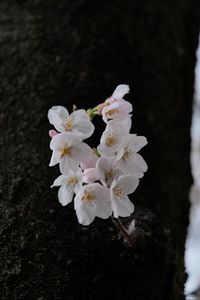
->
[49,129,59,138]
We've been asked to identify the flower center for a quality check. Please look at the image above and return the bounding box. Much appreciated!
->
[113,187,125,200]
[106,169,113,179]
[65,117,73,131]
[123,147,135,160]
[105,133,118,147]
[106,108,119,116]
[59,146,72,157]
[82,191,95,203]
[67,176,78,185]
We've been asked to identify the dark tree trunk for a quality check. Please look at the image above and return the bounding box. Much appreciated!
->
[0,1,200,299]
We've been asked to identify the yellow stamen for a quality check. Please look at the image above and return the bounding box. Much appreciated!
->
[106,170,113,179]
[106,108,119,116]
[65,117,73,131]
[123,147,135,160]
[67,176,78,185]
[113,187,125,199]
[59,146,72,157]
[82,191,95,203]
[105,134,118,147]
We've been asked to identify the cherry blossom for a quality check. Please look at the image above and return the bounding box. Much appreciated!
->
[101,85,132,123]
[74,183,112,225]
[96,156,122,187]
[51,168,82,206]
[110,175,139,218]
[49,132,92,173]
[48,106,94,139]
[48,84,148,229]
[97,120,129,159]
[116,134,148,178]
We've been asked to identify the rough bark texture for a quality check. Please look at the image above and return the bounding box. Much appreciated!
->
[0,1,200,299]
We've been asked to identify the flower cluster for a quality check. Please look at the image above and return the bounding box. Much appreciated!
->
[48,85,147,225]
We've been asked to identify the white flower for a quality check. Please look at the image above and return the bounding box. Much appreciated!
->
[48,106,94,139]
[51,168,82,206]
[110,175,139,218]
[101,85,132,123]
[49,132,93,173]
[74,183,112,225]
[96,156,122,187]
[116,134,148,178]
[97,120,129,159]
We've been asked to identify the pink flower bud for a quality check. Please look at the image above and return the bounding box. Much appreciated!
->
[49,130,58,138]
[83,168,100,184]
[80,153,98,171]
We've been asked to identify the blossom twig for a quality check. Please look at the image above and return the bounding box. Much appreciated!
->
[111,215,133,247]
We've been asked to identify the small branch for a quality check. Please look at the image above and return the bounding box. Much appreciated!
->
[111,216,133,248]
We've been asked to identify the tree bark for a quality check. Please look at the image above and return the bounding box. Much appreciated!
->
[0,1,200,299]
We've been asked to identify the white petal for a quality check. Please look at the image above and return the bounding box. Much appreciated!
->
[50,132,76,150]
[102,107,109,123]
[114,175,139,195]
[97,144,115,158]
[48,106,69,132]
[112,84,130,100]
[94,186,112,218]
[59,156,79,174]
[58,185,74,206]
[133,153,148,172]
[117,158,145,178]
[51,175,66,187]
[96,157,113,173]
[49,150,60,166]
[72,143,93,163]
[127,135,148,152]
[74,182,83,194]
[70,109,94,139]
[112,195,134,218]
[121,117,132,132]
[74,191,96,225]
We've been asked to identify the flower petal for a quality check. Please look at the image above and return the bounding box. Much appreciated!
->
[49,150,60,166]
[111,195,134,218]
[58,185,74,206]
[117,158,145,178]
[114,175,139,195]
[72,143,93,164]
[127,134,148,152]
[74,191,96,225]
[59,156,79,174]
[70,109,94,139]
[51,175,66,187]
[133,153,148,172]
[48,106,69,132]
[112,84,130,100]
[50,132,77,150]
